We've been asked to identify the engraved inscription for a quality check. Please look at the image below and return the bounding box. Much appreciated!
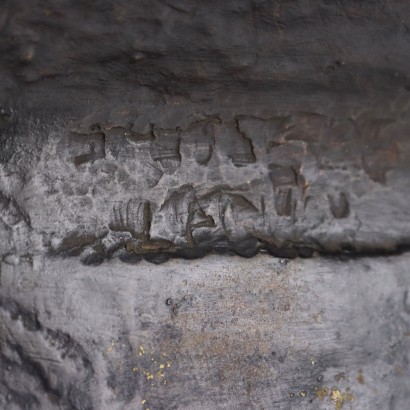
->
[49,108,405,262]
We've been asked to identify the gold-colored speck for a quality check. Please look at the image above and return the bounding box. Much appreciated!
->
[344,392,354,402]
[159,364,165,369]
[141,399,146,404]
[330,388,354,410]
[106,341,115,353]
[143,370,154,380]
[167,361,171,368]
[139,345,145,356]
[315,386,329,400]
[299,391,307,397]
[132,367,138,372]
[331,389,344,410]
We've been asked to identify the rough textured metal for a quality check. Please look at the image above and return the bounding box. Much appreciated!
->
[1,2,410,261]
[1,1,410,409]
[1,254,410,409]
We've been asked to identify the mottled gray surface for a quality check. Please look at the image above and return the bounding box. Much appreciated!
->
[1,0,410,260]
[2,1,410,409]
[1,254,410,409]
[2,98,410,263]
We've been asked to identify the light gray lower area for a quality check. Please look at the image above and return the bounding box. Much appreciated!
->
[1,253,410,409]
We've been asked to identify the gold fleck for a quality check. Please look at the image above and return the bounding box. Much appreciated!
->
[299,391,307,397]
[159,364,165,369]
[139,345,145,356]
[167,361,172,368]
[330,388,354,410]
[106,341,115,353]
[331,389,344,410]
[315,386,329,400]
[141,399,146,404]
[132,367,138,372]
[344,392,354,402]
